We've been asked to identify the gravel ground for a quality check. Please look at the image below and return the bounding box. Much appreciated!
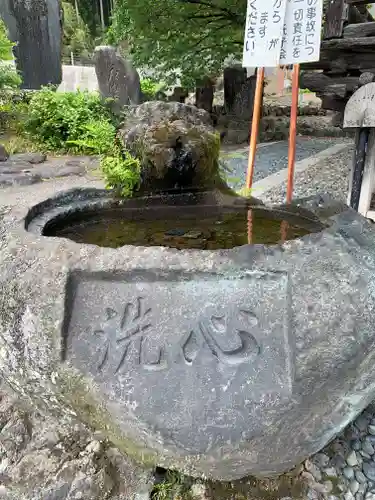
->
[259,145,354,205]
[299,402,375,500]
[223,137,349,188]
[258,143,375,500]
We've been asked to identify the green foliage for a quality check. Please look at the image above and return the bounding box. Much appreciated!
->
[0,91,31,132]
[101,151,141,197]
[140,78,168,100]
[0,100,17,130]
[0,66,21,90]
[0,20,22,127]
[67,119,141,197]
[65,0,109,38]
[67,120,116,154]
[22,88,112,151]
[110,0,244,88]
[62,1,94,61]
[152,470,193,500]
[0,18,14,61]
[0,19,21,90]
[1,134,39,155]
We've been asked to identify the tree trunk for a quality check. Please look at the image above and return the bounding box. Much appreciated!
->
[98,0,105,30]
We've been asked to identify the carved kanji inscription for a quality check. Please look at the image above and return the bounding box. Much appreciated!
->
[64,271,293,398]
[93,297,167,373]
[182,310,260,366]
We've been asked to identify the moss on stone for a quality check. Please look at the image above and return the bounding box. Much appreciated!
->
[56,367,158,468]
[119,101,224,193]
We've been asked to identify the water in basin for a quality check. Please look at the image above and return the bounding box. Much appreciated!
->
[43,206,319,249]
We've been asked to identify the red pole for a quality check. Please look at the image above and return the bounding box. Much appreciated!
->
[246,67,265,190]
[286,64,300,204]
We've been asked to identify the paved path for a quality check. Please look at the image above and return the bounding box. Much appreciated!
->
[221,136,352,189]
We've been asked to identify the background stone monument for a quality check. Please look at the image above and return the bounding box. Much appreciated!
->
[0,0,62,90]
[94,46,142,114]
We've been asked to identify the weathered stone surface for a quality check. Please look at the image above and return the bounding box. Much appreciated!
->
[359,72,375,87]
[0,380,154,499]
[2,189,375,480]
[10,152,46,164]
[344,83,375,128]
[0,156,100,186]
[94,46,141,114]
[223,66,247,115]
[0,0,62,89]
[195,78,214,113]
[119,101,222,192]
[0,172,42,186]
[0,145,9,162]
[0,161,32,173]
[231,75,257,122]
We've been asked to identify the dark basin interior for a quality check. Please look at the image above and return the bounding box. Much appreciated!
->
[41,204,324,250]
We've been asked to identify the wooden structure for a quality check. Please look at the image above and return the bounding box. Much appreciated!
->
[300,0,375,118]
[344,82,375,220]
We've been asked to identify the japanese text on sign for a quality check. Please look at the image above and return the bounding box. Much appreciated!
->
[242,0,288,68]
[280,0,323,64]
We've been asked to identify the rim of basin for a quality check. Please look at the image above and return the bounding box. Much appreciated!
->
[24,188,328,249]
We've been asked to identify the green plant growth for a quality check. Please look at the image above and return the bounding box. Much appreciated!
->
[108,0,245,88]
[140,78,168,100]
[22,88,113,151]
[0,19,21,90]
[67,119,117,155]
[152,470,193,500]
[0,18,14,61]
[0,91,33,133]
[101,151,141,197]
[0,67,21,90]
[65,0,110,38]
[68,120,141,197]
[61,1,95,61]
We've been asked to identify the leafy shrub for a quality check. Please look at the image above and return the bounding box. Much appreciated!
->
[67,120,141,197]
[0,100,14,130]
[140,78,167,101]
[0,94,28,132]
[0,64,21,90]
[61,1,94,62]
[0,19,21,91]
[0,18,14,61]
[22,88,113,151]
[101,152,141,197]
[67,120,117,155]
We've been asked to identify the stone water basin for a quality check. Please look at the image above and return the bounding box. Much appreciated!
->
[1,187,375,481]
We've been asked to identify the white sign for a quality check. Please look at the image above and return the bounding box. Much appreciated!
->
[280,0,323,64]
[242,0,288,68]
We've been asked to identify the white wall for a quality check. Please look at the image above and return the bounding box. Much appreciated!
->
[57,65,99,92]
